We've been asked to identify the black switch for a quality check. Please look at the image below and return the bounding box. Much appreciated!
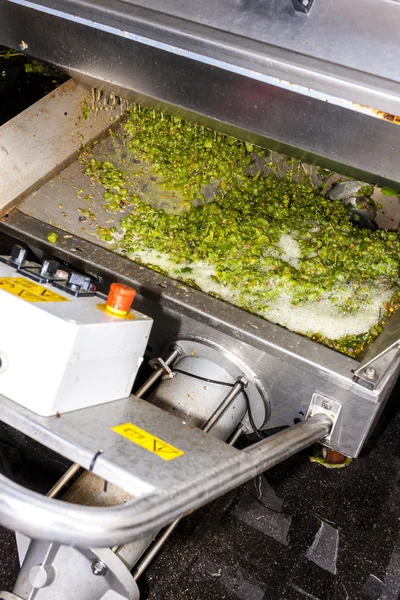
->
[40,260,59,278]
[10,245,27,267]
[67,272,92,291]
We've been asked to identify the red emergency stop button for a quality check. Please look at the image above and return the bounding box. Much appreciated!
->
[106,283,136,316]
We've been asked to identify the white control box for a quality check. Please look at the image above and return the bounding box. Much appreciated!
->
[0,261,153,416]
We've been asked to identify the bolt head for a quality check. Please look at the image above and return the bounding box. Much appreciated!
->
[302,0,310,5]
[365,367,377,381]
[91,560,107,576]
[19,41,28,51]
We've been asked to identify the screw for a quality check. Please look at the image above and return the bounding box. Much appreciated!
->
[19,40,28,51]
[91,560,107,576]
[365,367,377,381]
[302,0,310,5]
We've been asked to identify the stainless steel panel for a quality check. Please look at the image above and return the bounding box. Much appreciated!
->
[13,541,140,600]
[4,0,400,109]
[0,392,240,497]
[358,309,400,369]
[70,0,400,85]
[1,1,400,186]
[0,80,122,214]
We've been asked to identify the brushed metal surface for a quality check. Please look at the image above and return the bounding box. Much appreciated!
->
[0,393,240,497]
[2,207,399,458]
[0,80,122,214]
[1,1,400,185]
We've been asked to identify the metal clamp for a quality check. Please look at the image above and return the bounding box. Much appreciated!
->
[353,342,400,390]
[150,357,176,381]
[306,393,341,448]
[149,357,177,380]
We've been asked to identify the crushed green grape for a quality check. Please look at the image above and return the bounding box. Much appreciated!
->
[81,106,400,356]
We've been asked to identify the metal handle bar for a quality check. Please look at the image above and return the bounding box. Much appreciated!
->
[0,414,331,547]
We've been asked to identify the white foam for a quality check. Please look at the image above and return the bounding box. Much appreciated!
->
[126,247,393,341]
[276,233,301,268]
[259,287,391,340]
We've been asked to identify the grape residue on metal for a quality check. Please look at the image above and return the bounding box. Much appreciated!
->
[81,105,400,357]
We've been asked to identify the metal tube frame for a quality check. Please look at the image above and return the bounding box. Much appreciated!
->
[0,413,331,547]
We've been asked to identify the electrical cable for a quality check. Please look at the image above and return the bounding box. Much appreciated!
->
[172,368,264,438]
[242,388,264,439]
[172,368,234,387]
[89,449,104,472]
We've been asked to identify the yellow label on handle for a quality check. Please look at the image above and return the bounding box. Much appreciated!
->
[112,422,184,461]
[0,277,69,303]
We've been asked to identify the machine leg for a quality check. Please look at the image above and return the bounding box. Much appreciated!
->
[12,541,140,600]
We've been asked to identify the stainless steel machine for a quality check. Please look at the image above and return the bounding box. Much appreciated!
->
[0,1,400,598]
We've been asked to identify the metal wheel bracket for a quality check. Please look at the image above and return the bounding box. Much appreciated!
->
[306,393,341,448]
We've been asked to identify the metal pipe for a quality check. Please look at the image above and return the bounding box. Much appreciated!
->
[227,423,247,445]
[243,414,329,467]
[202,378,245,433]
[0,414,331,546]
[132,519,179,581]
[47,464,81,499]
[131,420,246,581]
[118,409,247,571]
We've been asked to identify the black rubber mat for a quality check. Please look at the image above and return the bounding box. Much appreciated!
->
[2,381,398,598]
[139,378,400,600]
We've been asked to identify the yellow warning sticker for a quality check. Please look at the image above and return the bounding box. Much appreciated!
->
[112,423,184,461]
[0,277,69,303]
